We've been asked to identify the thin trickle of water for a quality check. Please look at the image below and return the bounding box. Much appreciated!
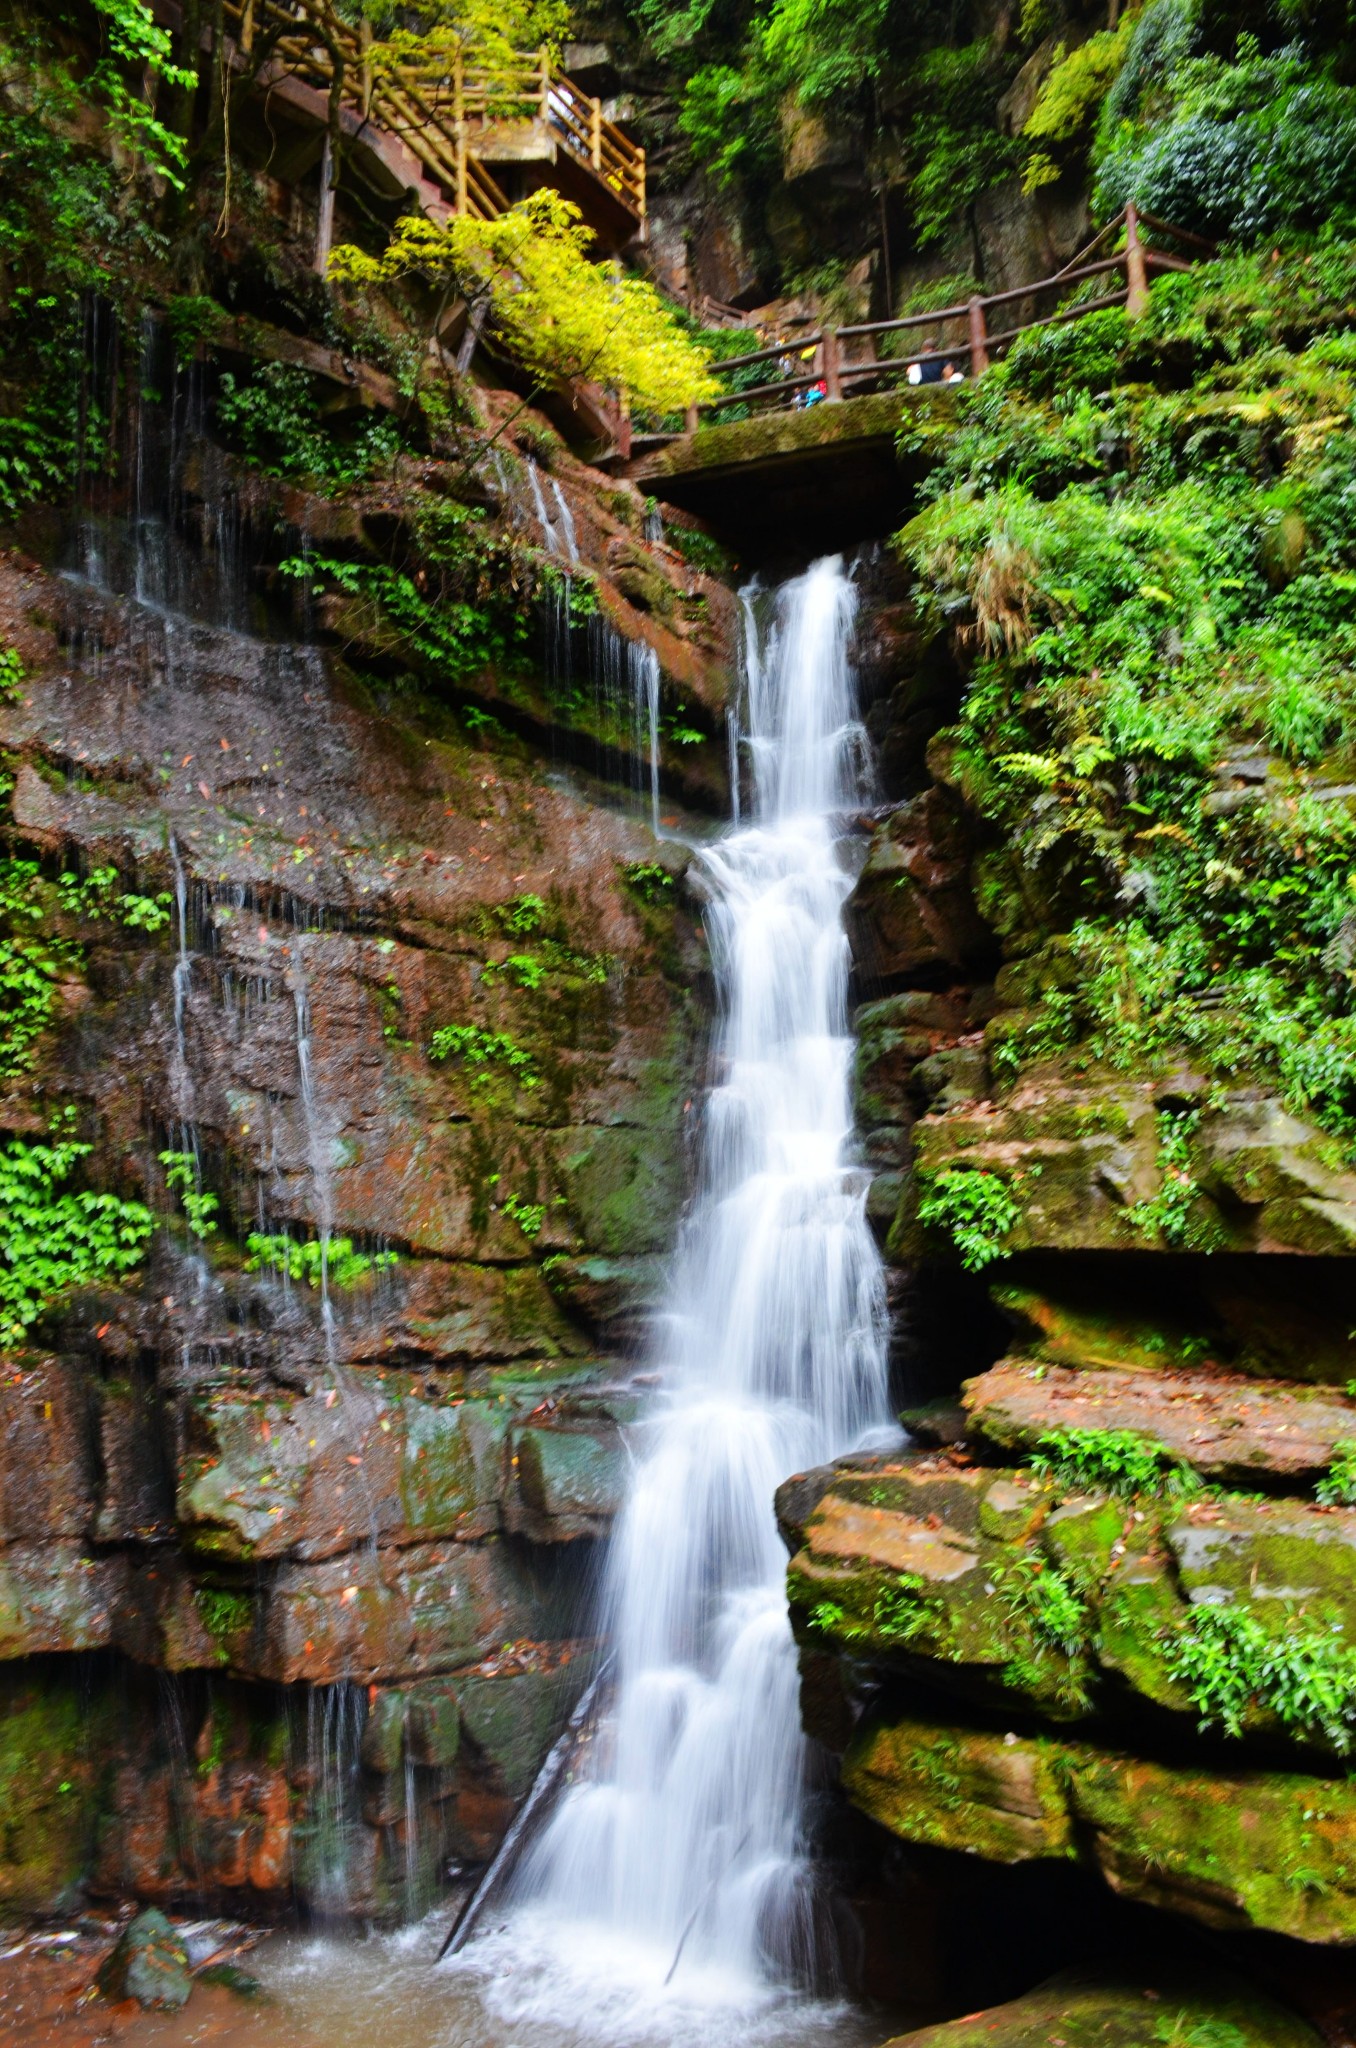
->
[298,1681,368,1918]
[549,476,580,566]
[527,460,560,555]
[169,831,194,1124]
[289,950,335,1357]
[466,556,893,2030]
[543,597,667,826]
[642,641,662,836]
[644,502,664,547]
[158,1673,206,1889]
[402,1715,422,1920]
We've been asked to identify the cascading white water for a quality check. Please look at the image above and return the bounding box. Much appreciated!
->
[470,555,893,2036]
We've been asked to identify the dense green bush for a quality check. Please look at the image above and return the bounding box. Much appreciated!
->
[1095,14,1356,243]
[897,250,1356,1149]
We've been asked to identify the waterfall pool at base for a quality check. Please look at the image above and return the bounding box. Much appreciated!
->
[3,1918,909,2048]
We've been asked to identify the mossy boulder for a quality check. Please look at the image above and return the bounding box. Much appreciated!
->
[97,1908,192,2010]
[883,1968,1321,2048]
[844,1712,1075,1863]
[0,1542,117,1658]
[780,1451,1356,1755]
[907,1083,1356,1259]
[509,1418,626,1539]
[848,1711,1356,1942]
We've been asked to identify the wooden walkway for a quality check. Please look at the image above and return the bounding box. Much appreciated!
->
[682,205,1211,432]
[211,0,644,247]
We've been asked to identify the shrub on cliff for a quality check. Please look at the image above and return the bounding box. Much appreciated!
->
[896,248,1356,1147]
[1096,37,1356,242]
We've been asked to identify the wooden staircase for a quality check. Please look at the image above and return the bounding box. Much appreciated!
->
[216,0,645,245]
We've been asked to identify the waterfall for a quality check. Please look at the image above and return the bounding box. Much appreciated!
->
[467,556,892,2032]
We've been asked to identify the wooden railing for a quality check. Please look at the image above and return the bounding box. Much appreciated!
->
[222,0,644,224]
[685,205,1211,430]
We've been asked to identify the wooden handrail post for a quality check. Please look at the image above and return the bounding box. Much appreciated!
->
[1125,200,1149,318]
[590,96,602,168]
[968,295,989,375]
[617,392,632,461]
[453,45,463,130]
[240,0,255,56]
[359,14,372,117]
[684,401,699,435]
[539,45,550,119]
[821,325,842,401]
[456,125,467,215]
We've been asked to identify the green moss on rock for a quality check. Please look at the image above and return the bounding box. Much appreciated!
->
[0,1670,115,1915]
[883,1968,1321,2048]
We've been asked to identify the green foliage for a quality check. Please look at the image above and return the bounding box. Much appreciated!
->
[1022,14,1137,192]
[0,649,22,700]
[279,546,528,683]
[330,194,715,419]
[216,366,402,490]
[995,1553,1093,1710]
[1127,1109,1218,1249]
[1316,1438,1356,1505]
[428,1023,540,1090]
[0,20,160,526]
[502,1191,545,1237]
[621,860,675,905]
[482,952,547,991]
[900,42,1024,249]
[662,703,705,746]
[497,892,547,935]
[1160,1601,1356,1752]
[664,524,733,578]
[1095,25,1356,242]
[0,860,66,1080]
[482,942,607,992]
[1155,2018,1247,2048]
[679,64,775,186]
[87,0,194,187]
[895,264,1356,1149]
[899,273,979,318]
[0,859,164,1081]
[158,1149,219,1240]
[243,1233,397,1287]
[195,1586,252,1658]
[806,1571,941,1647]
[1030,1424,1200,1498]
[916,1165,1020,1269]
[165,295,227,364]
[0,1130,153,1343]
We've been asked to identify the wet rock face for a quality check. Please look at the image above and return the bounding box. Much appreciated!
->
[0,501,714,1917]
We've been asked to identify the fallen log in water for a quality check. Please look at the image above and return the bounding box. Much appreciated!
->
[436,1656,614,1962]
